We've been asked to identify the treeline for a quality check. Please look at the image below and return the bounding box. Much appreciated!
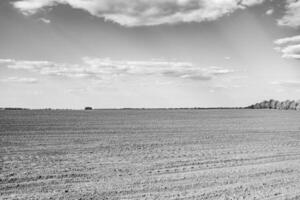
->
[247,99,300,110]
[0,107,29,110]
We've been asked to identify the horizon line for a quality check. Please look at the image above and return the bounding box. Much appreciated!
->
[0,106,247,111]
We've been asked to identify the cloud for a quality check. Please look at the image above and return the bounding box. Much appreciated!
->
[0,59,15,64]
[274,35,300,60]
[280,45,300,59]
[1,57,233,81]
[271,80,300,87]
[12,0,265,26]
[278,0,300,28]
[1,77,38,83]
[82,57,234,81]
[39,18,51,24]
[67,87,89,94]
[274,35,300,45]
[265,8,274,15]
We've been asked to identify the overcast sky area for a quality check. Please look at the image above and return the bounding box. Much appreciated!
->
[0,0,300,109]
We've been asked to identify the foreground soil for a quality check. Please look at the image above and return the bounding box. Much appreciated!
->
[1,109,300,200]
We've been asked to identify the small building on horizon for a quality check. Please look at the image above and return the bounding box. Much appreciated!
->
[84,107,93,110]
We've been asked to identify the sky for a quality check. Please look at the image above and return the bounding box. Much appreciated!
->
[0,0,300,109]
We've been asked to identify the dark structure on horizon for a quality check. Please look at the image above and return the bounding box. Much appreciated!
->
[247,99,300,110]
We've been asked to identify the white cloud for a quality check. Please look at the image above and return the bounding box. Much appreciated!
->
[2,57,233,81]
[274,35,300,60]
[39,18,51,24]
[67,87,89,94]
[1,77,38,83]
[280,45,300,59]
[12,0,58,16]
[274,35,300,45]
[12,0,266,26]
[278,0,300,28]
[0,59,15,64]
[265,8,274,15]
[211,84,243,91]
[271,80,300,87]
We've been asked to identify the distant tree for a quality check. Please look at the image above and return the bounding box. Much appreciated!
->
[296,101,300,110]
[289,101,297,110]
[274,100,281,109]
[269,99,276,109]
[253,103,260,109]
[247,99,300,111]
[280,101,287,110]
[85,107,93,110]
[262,100,269,109]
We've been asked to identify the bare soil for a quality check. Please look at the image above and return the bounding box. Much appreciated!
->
[1,109,300,199]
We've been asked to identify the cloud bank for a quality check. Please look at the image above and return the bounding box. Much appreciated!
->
[11,0,300,27]
[274,35,300,60]
[12,0,266,26]
[0,58,233,81]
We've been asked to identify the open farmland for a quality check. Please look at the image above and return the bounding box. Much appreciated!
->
[1,109,300,200]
